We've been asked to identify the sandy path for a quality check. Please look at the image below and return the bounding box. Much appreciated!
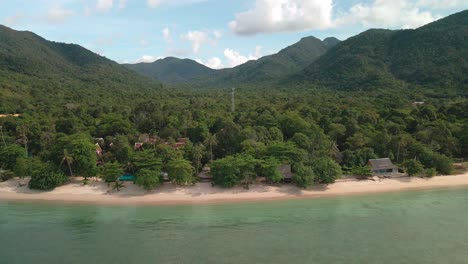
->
[1,173,468,205]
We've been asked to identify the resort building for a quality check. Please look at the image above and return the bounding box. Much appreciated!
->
[197,166,213,182]
[368,158,399,175]
[279,164,293,183]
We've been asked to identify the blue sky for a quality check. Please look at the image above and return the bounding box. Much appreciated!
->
[1,0,466,68]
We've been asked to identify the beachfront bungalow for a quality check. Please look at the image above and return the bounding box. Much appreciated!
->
[368,158,398,175]
[134,142,144,151]
[197,166,213,182]
[175,138,188,149]
[279,164,293,183]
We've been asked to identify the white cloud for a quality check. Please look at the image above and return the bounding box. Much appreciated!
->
[196,57,224,69]
[135,55,163,63]
[140,39,150,46]
[47,7,75,23]
[229,0,461,35]
[417,0,467,9]
[96,0,114,12]
[180,29,221,54]
[213,30,222,39]
[84,5,92,16]
[163,27,172,43]
[338,0,438,29]
[147,0,208,8]
[229,0,334,35]
[147,0,161,8]
[181,30,208,53]
[196,46,262,69]
[118,0,127,9]
[3,14,23,27]
[224,46,262,67]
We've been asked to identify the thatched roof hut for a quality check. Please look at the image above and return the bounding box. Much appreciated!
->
[368,158,398,175]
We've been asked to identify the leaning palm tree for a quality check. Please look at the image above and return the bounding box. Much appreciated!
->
[204,133,218,162]
[60,149,74,177]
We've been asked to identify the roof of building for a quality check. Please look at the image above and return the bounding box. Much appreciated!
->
[279,164,293,179]
[368,158,397,170]
[198,171,213,179]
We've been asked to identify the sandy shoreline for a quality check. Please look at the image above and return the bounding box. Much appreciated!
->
[1,173,468,206]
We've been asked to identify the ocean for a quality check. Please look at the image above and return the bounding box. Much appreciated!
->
[1,187,468,264]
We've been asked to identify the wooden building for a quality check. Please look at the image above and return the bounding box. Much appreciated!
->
[279,164,293,183]
[197,166,213,182]
[368,158,398,175]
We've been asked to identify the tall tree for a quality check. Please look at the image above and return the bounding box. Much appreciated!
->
[60,149,74,177]
[204,133,217,162]
[167,158,194,185]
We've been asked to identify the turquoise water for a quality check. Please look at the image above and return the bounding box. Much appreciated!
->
[1,188,468,264]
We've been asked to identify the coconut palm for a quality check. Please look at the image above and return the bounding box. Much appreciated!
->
[60,149,74,177]
[204,133,217,162]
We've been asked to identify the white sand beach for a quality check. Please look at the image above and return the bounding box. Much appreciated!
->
[1,172,468,205]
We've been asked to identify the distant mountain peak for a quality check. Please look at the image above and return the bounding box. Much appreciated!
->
[124,57,215,84]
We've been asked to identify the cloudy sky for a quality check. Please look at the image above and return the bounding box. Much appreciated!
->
[1,0,466,68]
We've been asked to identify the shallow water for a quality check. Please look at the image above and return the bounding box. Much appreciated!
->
[1,187,468,264]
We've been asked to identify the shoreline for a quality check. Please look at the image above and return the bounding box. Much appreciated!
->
[1,173,468,206]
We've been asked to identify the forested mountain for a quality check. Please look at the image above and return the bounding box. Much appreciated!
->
[124,57,215,84]
[0,25,163,114]
[294,10,468,90]
[125,36,340,86]
[210,36,340,85]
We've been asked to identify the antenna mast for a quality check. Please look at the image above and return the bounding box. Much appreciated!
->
[231,87,235,113]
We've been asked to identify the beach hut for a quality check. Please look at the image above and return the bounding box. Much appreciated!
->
[134,142,144,151]
[368,158,398,175]
[279,164,293,183]
[119,174,136,182]
[161,172,170,182]
[197,166,213,182]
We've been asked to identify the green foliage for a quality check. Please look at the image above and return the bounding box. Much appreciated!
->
[0,144,26,170]
[403,159,424,176]
[53,134,96,177]
[124,57,215,85]
[167,158,194,185]
[342,148,377,168]
[136,169,162,191]
[127,36,337,86]
[425,168,437,178]
[263,141,306,164]
[299,11,467,90]
[131,150,162,173]
[0,169,15,182]
[211,154,258,188]
[292,163,315,188]
[256,157,282,183]
[312,158,342,184]
[351,166,373,179]
[110,135,132,163]
[14,157,30,178]
[28,163,67,190]
[99,162,124,183]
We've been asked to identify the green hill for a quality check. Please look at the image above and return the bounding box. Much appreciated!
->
[188,37,339,87]
[124,57,215,84]
[213,36,340,85]
[0,25,162,113]
[294,10,468,90]
[125,36,339,87]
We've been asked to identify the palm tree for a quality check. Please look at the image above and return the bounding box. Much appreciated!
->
[192,143,205,173]
[204,133,218,162]
[60,149,74,177]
